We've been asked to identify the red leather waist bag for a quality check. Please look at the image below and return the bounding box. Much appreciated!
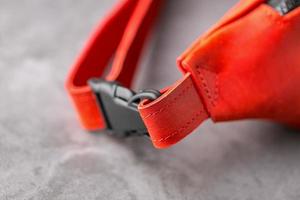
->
[66,0,300,149]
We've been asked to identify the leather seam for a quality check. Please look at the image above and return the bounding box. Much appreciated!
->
[196,66,219,108]
[142,81,193,119]
[152,110,205,142]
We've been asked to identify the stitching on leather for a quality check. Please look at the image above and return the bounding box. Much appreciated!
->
[152,110,204,142]
[196,67,215,107]
[142,81,193,119]
[196,66,218,107]
[214,75,219,106]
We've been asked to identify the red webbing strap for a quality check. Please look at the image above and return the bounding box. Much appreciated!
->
[66,0,209,148]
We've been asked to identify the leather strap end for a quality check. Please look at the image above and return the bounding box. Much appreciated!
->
[138,73,209,149]
[66,85,106,131]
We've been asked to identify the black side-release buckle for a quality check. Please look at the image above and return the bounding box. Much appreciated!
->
[268,0,300,15]
[88,79,161,137]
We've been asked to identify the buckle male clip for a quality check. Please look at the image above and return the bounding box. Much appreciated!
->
[88,79,161,137]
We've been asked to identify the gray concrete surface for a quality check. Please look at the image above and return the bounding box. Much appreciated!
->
[1,0,300,199]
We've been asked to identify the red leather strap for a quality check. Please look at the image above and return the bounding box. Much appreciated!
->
[66,0,163,130]
[66,0,209,148]
[139,73,209,148]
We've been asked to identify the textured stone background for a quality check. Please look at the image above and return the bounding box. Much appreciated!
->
[1,0,300,199]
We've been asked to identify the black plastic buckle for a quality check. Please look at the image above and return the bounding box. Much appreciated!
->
[88,79,161,137]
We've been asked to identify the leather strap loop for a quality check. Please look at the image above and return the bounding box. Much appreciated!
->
[138,73,209,148]
[66,0,210,148]
[66,0,163,130]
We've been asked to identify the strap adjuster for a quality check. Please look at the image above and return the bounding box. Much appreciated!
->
[88,79,161,137]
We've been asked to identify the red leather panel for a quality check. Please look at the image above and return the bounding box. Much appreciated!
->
[178,2,300,128]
